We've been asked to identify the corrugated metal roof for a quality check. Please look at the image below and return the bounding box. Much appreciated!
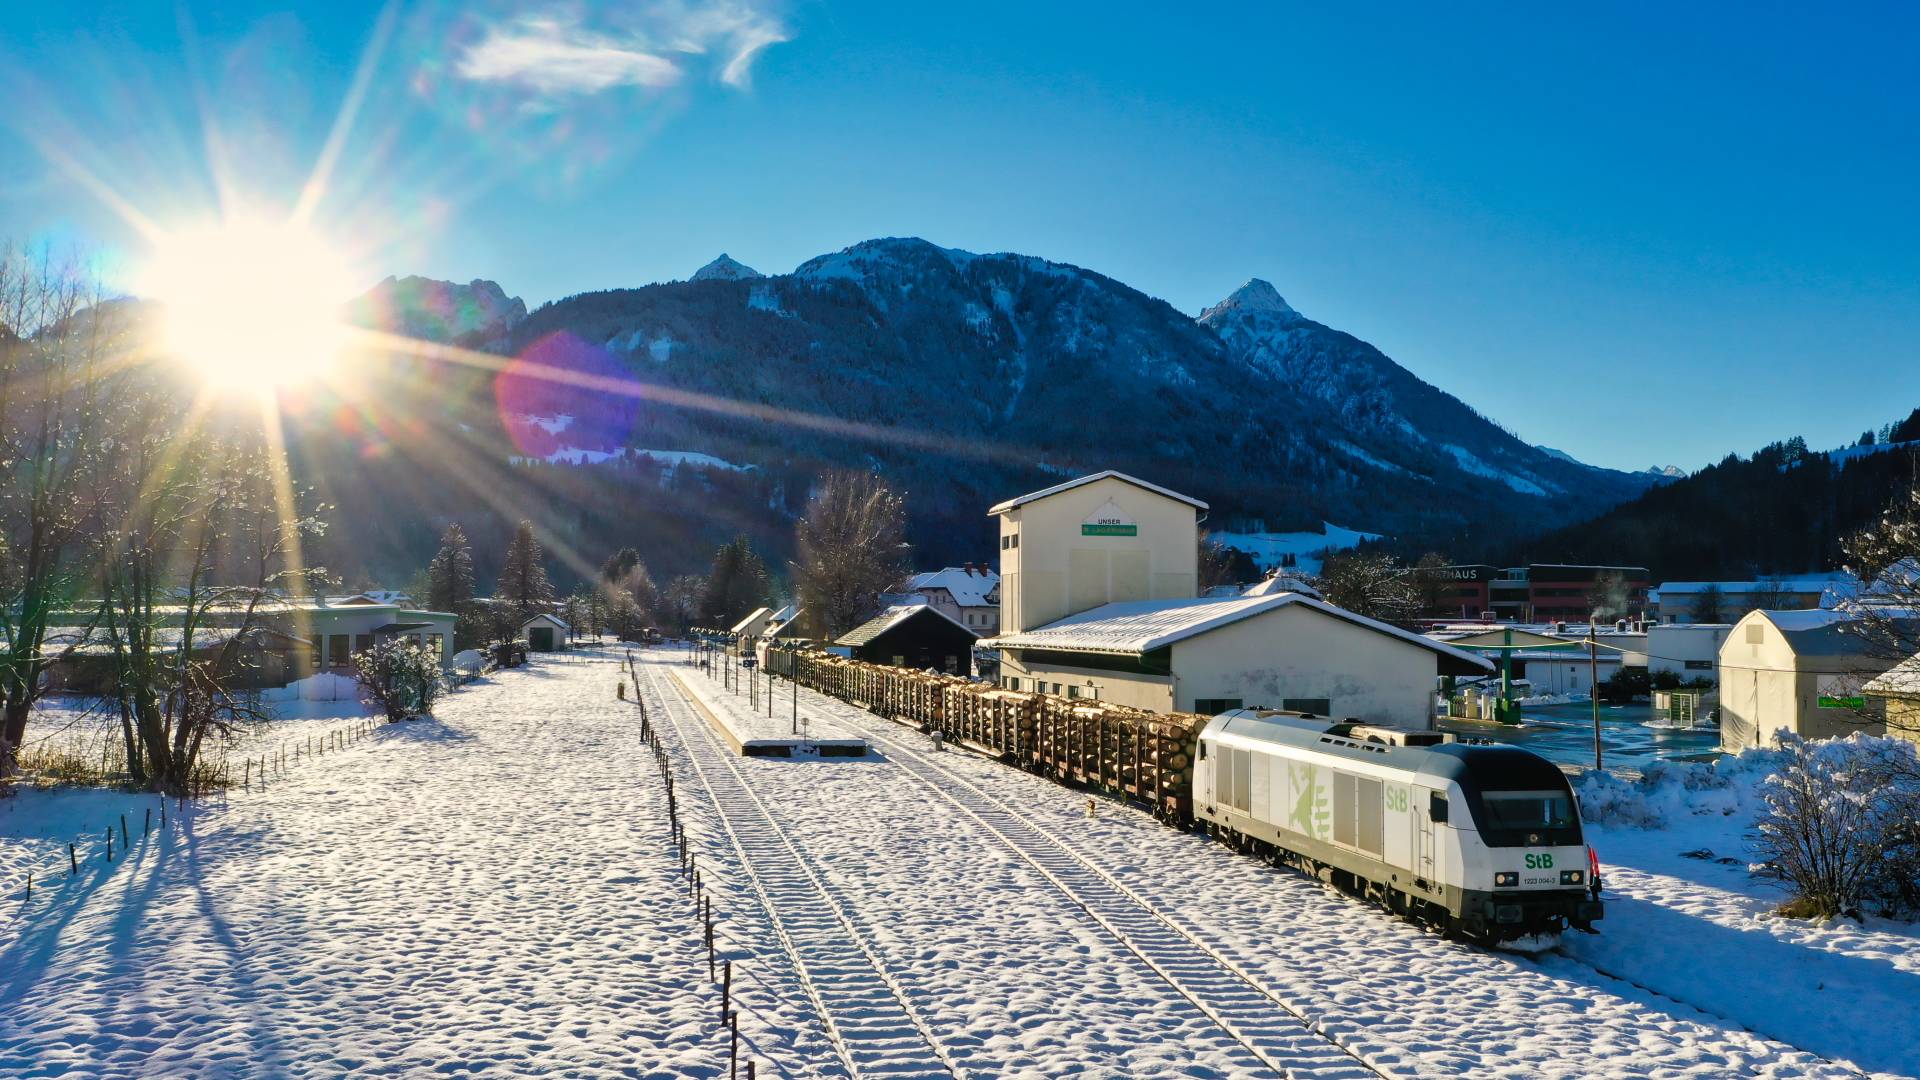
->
[986,470,1207,515]
[984,593,1491,670]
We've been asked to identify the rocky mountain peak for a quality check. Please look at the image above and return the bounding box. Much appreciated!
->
[1199,278,1299,323]
[692,254,764,282]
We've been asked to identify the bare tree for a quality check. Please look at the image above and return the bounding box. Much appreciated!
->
[95,414,325,794]
[794,471,910,639]
[1842,483,1920,666]
[1750,574,1793,612]
[0,245,120,775]
[1315,552,1418,625]
[660,575,704,633]
[1692,582,1727,624]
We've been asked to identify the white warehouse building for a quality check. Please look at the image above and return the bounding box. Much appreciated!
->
[982,471,1490,729]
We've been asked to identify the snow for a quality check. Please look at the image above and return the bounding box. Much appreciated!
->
[692,254,763,282]
[1205,521,1382,574]
[1442,444,1553,497]
[6,645,1908,1077]
[1331,439,1418,478]
[1197,278,1299,321]
[1568,745,1920,1077]
[259,671,362,702]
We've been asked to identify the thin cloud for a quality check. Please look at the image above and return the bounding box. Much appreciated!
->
[455,3,789,99]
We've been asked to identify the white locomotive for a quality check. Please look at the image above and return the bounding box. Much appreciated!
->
[1195,709,1603,942]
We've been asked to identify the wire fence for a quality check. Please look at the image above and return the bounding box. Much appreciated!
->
[622,649,766,1080]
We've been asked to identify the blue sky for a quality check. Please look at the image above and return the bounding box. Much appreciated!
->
[2,1,1916,472]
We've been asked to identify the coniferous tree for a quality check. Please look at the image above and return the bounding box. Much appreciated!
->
[494,520,555,641]
[698,536,769,628]
[427,524,476,613]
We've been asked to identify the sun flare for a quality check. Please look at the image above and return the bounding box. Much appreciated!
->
[141,215,359,393]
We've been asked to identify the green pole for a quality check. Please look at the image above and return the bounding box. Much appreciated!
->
[1499,627,1516,724]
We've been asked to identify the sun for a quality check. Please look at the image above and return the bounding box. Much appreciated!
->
[141,215,360,393]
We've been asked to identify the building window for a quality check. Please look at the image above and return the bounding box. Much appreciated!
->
[1011,533,1019,549]
[1193,698,1242,715]
[308,638,321,669]
[1746,625,1765,644]
[328,635,349,667]
[1283,697,1332,716]
[1067,685,1079,699]
[1684,659,1713,670]
[354,634,373,655]
[427,633,443,656]
[1001,536,1010,550]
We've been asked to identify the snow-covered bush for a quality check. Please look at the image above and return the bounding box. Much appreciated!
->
[353,642,446,723]
[1755,733,1920,920]
[1574,747,1785,828]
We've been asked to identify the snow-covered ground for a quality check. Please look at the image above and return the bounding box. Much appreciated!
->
[1569,756,1920,1077]
[1206,523,1383,574]
[4,646,1912,1078]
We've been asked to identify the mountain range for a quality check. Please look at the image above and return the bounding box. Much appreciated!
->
[285,236,1673,586]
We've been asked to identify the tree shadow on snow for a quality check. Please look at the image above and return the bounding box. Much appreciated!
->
[1545,894,1920,1076]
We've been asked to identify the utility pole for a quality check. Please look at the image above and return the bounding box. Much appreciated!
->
[793,653,800,735]
[1589,618,1603,772]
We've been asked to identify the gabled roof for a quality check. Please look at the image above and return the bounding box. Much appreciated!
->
[1736,608,1910,658]
[836,603,978,648]
[984,593,1490,671]
[987,470,1208,516]
[521,612,571,631]
[906,567,1000,608]
[729,606,773,635]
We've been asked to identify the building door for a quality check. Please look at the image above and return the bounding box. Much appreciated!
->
[529,627,554,652]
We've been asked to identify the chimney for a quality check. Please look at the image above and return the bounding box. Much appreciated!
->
[963,562,975,576]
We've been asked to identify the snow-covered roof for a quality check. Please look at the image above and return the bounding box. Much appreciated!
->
[521,612,571,631]
[987,470,1207,515]
[44,625,309,656]
[985,593,1490,671]
[1657,573,1858,597]
[1865,654,1920,697]
[1243,573,1321,599]
[1741,608,1907,658]
[836,603,978,648]
[728,606,773,635]
[907,567,1000,608]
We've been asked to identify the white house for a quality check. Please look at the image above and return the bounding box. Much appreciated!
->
[519,612,571,652]
[1716,609,1899,752]
[1653,573,1858,623]
[982,470,1491,729]
[728,607,775,652]
[1646,623,1732,684]
[900,566,1001,634]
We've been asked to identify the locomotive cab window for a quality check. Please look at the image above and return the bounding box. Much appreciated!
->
[1474,789,1581,847]
[1428,791,1449,823]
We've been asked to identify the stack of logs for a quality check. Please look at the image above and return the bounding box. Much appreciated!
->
[788,651,1206,822]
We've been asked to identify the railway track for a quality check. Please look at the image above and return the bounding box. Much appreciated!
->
[637,661,963,1080]
[835,711,1392,1080]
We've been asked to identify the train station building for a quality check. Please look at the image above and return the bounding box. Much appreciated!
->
[981,471,1489,729]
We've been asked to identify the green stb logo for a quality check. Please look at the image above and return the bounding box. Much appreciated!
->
[1524,853,1554,870]
[1081,523,1137,536]
[1385,785,1408,813]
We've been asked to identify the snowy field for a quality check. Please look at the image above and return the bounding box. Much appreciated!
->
[2,644,1914,1077]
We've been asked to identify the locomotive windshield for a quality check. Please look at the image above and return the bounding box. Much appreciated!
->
[1474,787,1582,845]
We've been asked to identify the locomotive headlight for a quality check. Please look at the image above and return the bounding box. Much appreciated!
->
[1494,872,1518,887]
[1561,870,1584,885]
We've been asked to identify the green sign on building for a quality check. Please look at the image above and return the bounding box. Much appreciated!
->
[1081,523,1137,536]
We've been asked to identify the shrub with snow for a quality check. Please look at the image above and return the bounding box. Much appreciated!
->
[353,641,447,723]
[1755,732,1920,920]
[1574,747,1785,829]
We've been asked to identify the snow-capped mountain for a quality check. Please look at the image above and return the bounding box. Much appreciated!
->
[691,254,764,282]
[296,237,1663,582]
[474,237,1653,563]
[1198,276,1645,503]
